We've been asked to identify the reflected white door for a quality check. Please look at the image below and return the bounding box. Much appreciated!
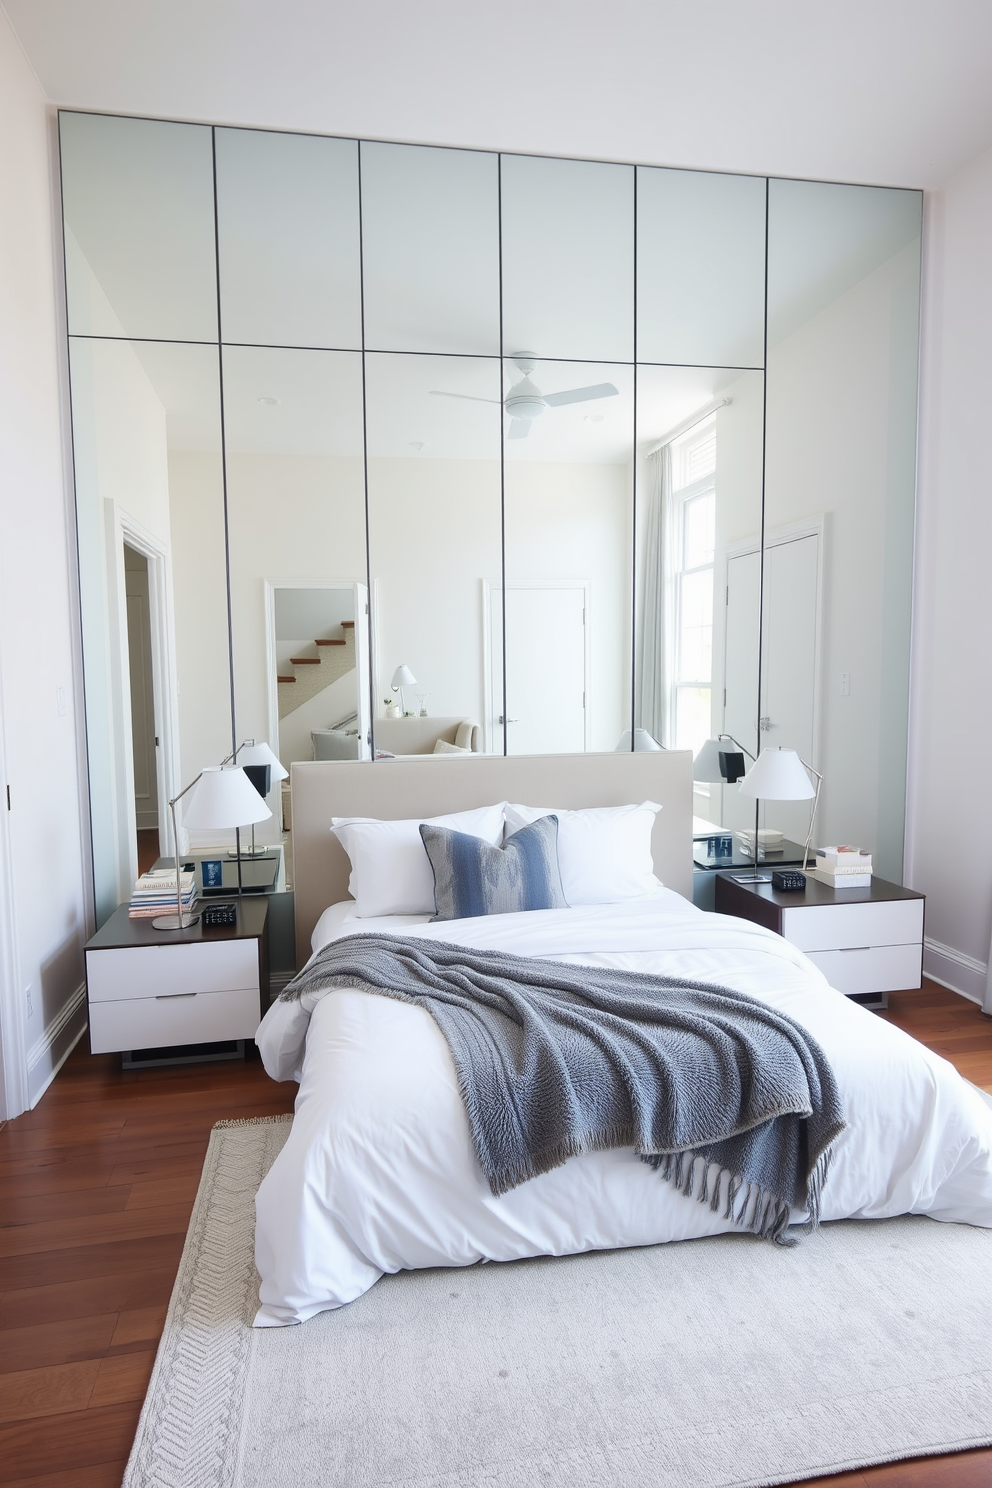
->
[492,585,587,754]
[722,549,760,832]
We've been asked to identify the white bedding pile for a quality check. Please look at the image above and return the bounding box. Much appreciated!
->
[254,892,992,1327]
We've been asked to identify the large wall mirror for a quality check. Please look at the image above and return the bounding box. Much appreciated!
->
[60,109,922,950]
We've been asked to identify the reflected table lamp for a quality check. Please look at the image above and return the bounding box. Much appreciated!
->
[615,729,664,751]
[235,740,289,857]
[391,664,417,716]
[736,746,822,883]
[154,766,272,930]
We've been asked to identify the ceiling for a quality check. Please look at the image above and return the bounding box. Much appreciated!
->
[5,0,992,190]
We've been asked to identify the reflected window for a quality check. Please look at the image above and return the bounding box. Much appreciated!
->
[672,419,716,755]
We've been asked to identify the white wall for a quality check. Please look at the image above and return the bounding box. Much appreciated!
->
[0,12,89,1117]
[907,141,992,1003]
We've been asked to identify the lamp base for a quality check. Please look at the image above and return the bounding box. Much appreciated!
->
[226,847,270,858]
[732,871,773,884]
[151,912,201,930]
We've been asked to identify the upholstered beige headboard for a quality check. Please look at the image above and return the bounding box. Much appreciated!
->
[290,750,693,968]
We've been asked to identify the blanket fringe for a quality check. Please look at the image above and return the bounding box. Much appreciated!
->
[644,1150,830,1247]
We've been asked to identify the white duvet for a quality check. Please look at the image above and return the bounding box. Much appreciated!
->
[254,892,992,1326]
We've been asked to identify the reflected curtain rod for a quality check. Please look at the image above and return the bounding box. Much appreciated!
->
[644,397,732,458]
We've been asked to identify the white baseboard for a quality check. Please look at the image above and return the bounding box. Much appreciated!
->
[923,937,985,1006]
[27,982,88,1106]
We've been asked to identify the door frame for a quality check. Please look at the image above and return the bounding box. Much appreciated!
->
[485,578,592,754]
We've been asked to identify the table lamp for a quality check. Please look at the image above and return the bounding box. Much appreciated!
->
[154,766,272,930]
[235,739,289,857]
[736,746,822,882]
[391,664,417,716]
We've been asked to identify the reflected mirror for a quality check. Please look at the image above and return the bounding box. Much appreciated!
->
[634,367,765,830]
[222,346,370,838]
[68,337,228,920]
[762,180,922,878]
[215,128,361,350]
[61,112,217,342]
[360,142,500,355]
[365,353,503,753]
[500,154,634,363]
[503,359,634,753]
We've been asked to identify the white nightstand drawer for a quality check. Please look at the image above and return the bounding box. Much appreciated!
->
[780,898,923,954]
[86,939,259,1003]
[88,986,261,1054]
[806,943,923,996]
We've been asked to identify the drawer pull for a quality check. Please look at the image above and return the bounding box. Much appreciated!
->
[155,992,197,999]
[839,947,871,953]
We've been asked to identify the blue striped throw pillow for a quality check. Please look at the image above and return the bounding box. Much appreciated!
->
[419,814,568,920]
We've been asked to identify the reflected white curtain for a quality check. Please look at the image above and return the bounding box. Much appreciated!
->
[636,443,675,747]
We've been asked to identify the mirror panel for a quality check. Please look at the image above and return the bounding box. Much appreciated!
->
[215,129,361,350]
[68,337,229,921]
[634,367,765,830]
[360,143,500,355]
[365,353,503,750]
[763,180,922,877]
[637,168,766,369]
[223,346,371,825]
[60,112,217,342]
[500,155,634,363]
[502,360,633,754]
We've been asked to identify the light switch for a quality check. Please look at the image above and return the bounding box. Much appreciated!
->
[840,672,850,697]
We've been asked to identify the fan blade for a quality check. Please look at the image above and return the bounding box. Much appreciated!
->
[428,390,502,405]
[508,419,530,440]
[543,382,619,408]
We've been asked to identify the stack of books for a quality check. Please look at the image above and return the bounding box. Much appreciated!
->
[738,828,785,858]
[814,846,872,888]
[129,869,196,919]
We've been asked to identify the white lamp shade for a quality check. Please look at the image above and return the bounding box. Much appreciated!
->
[738,747,815,801]
[692,738,725,782]
[237,740,289,782]
[615,729,664,752]
[391,664,417,688]
[182,766,273,829]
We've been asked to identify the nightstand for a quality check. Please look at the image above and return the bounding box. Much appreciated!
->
[714,872,924,1010]
[85,897,269,1064]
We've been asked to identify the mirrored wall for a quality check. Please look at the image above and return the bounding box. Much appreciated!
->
[60,111,921,924]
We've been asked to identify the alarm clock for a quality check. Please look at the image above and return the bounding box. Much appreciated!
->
[771,870,807,892]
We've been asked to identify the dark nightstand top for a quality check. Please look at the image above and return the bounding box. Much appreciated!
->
[86,896,269,951]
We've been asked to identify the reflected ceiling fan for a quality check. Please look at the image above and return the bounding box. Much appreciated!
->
[429,355,618,440]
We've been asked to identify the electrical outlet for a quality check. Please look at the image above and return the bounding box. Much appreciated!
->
[25,984,34,1018]
[57,685,66,717]
[840,672,850,697]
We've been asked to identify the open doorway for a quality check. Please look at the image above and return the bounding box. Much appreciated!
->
[123,543,160,875]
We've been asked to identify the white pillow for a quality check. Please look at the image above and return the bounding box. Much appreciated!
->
[432,739,471,755]
[331,803,506,916]
[504,801,662,904]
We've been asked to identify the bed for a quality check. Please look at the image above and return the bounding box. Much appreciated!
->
[254,753,992,1327]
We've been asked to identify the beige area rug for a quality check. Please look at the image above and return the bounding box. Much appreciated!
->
[123,1115,992,1488]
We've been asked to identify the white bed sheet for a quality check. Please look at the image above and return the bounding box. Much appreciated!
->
[254,892,992,1326]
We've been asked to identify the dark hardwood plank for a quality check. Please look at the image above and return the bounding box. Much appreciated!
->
[89,1349,155,1407]
[0,1359,101,1423]
[0,1267,177,1331]
[0,1233,186,1292]
[0,1401,137,1477]
[2,1185,131,1228]
[5,1463,129,1488]
[0,1314,118,1374]
[0,1202,193,1260]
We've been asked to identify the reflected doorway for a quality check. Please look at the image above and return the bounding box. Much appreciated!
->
[123,543,161,875]
[491,582,590,754]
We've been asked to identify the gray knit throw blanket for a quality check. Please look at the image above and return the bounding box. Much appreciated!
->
[281,934,845,1245]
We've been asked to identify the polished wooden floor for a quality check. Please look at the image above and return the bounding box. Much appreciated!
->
[0,980,989,1487]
